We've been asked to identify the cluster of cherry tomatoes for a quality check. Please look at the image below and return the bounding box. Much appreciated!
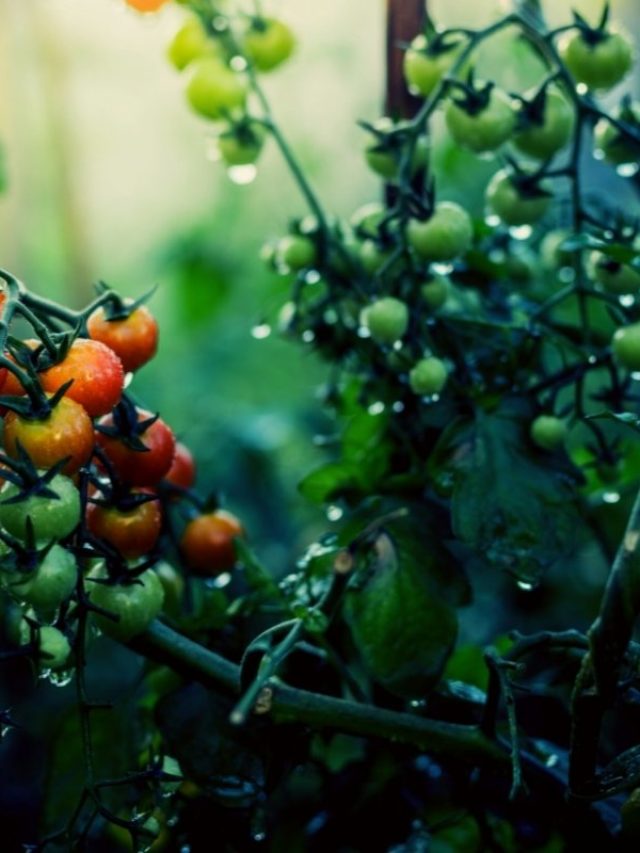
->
[0,284,243,674]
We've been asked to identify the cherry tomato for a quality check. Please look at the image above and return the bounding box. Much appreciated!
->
[276,235,317,272]
[0,473,81,542]
[595,100,640,166]
[359,298,409,345]
[530,415,568,451]
[96,410,176,487]
[403,34,461,97]
[168,17,218,71]
[20,622,72,670]
[87,305,158,373]
[185,58,247,120]
[124,0,170,12]
[408,357,448,396]
[40,338,124,418]
[164,442,195,490]
[485,169,551,226]
[514,87,575,160]
[89,567,164,641]
[589,251,640,295]
[445,86,516,153]
[4,397,94,475]
[559,28,633,91]
[217,123,266,166]
[612,322,640,371]
[243,17,295,72]
[8,545,77,611]
[87,492,162,558]
[0,338,40,397]
[180,510,243,576]
[406,201,473,261]
[363,117,429,180]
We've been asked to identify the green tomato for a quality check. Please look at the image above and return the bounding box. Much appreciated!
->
[89,568,165,642]
[403,34,460,97]
[364,118,429,180]
[359,239,391,274]
[486,169,551,226]
[167,18,218,71]
[20,621,71,670]
[421,276,450,309]
[589,251,640,295]
[530,415,568,451]
[360,298,409,344]
[559,28,633,91]
[409,357,448,395]
[217,123,266,166]
[514,87,575,160]
[595,101,640,166]
[407,201,473,261]
[350,202,386,240]
[612,322,640,371]
[244,17,295,72]
[276,235,317,271]
[0,474,81,542]
[8,544,77,612]
[186,58,247,120]
[540,228,574,269]
[445,86,516,153]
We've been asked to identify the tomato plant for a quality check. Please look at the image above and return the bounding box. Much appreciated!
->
[87,492,162,558]
[96,407,176,487]
[179,509,243,575]
[87,304,158,374]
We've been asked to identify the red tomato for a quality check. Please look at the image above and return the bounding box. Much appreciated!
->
[96,409,176,487]
[124,0,170,11]
[180,510,244,576]
[40,338,124,418]
[164,442,196,490]
[87,491,162,558]
[1,338,40,397]
[3,397,94,475]
[87,306,158,373]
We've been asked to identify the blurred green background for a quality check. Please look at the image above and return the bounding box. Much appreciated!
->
[0,0,636,565]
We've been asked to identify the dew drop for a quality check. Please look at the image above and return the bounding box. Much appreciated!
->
[392,340,403,351]
[517,580,535,592]
[588,355,598,364]
[212,16,227,32]
[432,262,453,275]
[559,267,576,283]
[617,162,639,178]
[485,214,501,227]
[631,371,640,381]
[48,669,73,688]
[593,148,605,161]
[326,505,343,522]
[603,491,621,504]
[421,393,440,404]
[1,725,11,738]
[301,330,315,343]
[619,294,635,307]
[253,832,267,843]
[227,164,257,185]
[392,401,405,413]
[546,753,559,768]
[251,323,271,340]
[368,401,385,415]
[205,573,232,589]
[357,326,371,339]
[576,83,588,95]
[509,225,533,241]
[305,270,321,285]
[230,55,248,72]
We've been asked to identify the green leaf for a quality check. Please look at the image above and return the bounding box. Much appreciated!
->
[298,461,360,503]
[450,400,582,584]
[589,409,640,433]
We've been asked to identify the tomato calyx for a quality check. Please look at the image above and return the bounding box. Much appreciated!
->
[95,397,158,453]
[408,25,464,59]
[570,6,613,47]
[512,82,556,131]
[91,280,157,323]
[447,72,496,117]
[0,450,69,500]
[500,160,553,200]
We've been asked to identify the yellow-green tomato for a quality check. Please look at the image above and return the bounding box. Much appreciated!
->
[595,101,640,166]
[421,276,450,309]
[217,124,266,166]
[276,235,317,271]
[186,58,247,120]
[89,569,164,641]
[359,240,391,274]
[530,415,568,451]
[409,357,448,395]
[350,202,386,239]
[9,545,77,612]
[612,322,640,371]
[406,201,473,261]
[20,622,72,670]
[360,298,409,344]
[514,88,575,160]
[403,35,460,97]
[540,229,574,269]
[589,251,640,295]
[486,169,551,226]
[559,28,633,91]
[445,87,516,153]
[167,18,217,71]
[243,17,295,72]
[365,120,429,180]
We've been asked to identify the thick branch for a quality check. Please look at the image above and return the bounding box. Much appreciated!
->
[129,621,508,767]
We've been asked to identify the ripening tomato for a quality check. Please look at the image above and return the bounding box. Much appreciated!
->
[40,338,124,418]
[0,338,41,397]
[87,305,158,373]
[243,17,295,72]
[180,510,243,575]
[4,397,94,475]
[8,544,77,612]
[164,442,195,490]
[88,567,164,641]
[87,491,162,558]
[124,0,170,12]
[0,473,81,542]
[96,410,176,487]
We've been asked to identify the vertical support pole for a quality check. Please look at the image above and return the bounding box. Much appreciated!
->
[385,0,425,120]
